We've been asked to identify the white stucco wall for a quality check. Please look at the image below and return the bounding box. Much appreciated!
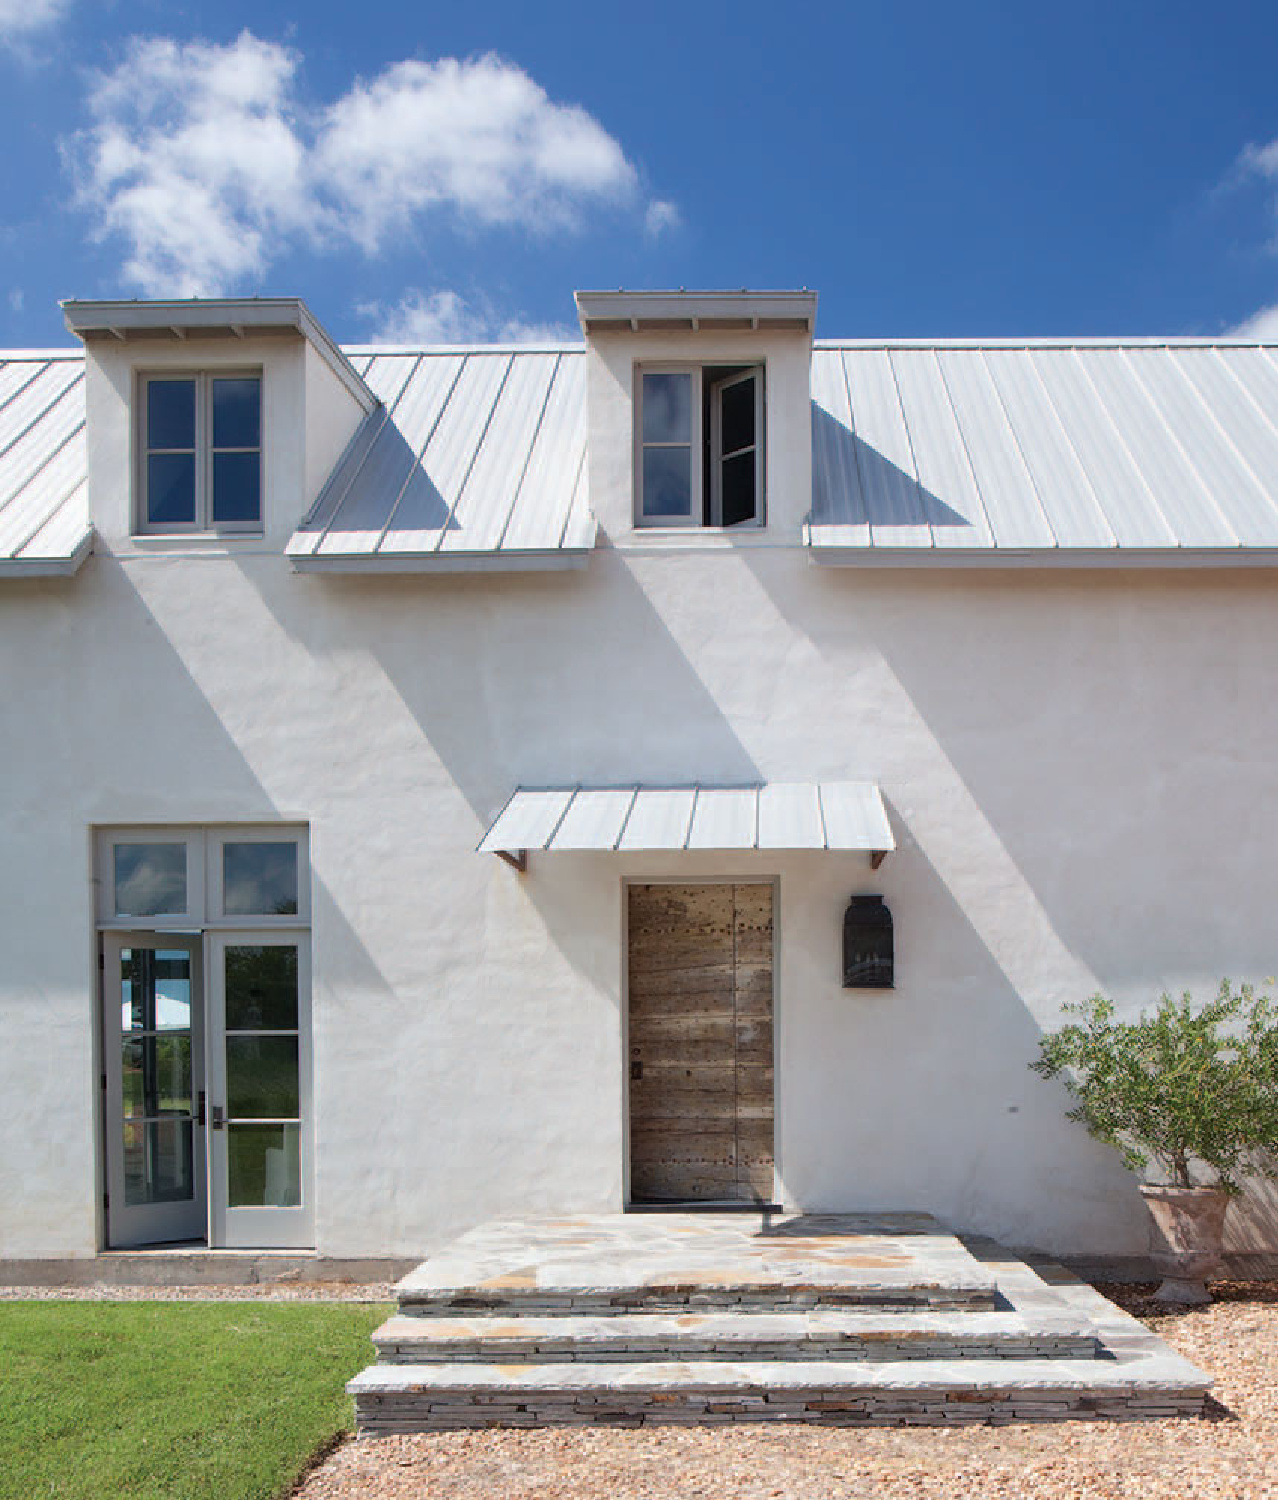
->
[3,325,1278,1262]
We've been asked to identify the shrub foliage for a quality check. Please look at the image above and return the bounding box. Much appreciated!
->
[1031,981,1278,1193]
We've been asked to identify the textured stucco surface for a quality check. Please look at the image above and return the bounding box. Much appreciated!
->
[3,324,1278,1260]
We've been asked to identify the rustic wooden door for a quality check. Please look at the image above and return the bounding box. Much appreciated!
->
[627,883,774,1203]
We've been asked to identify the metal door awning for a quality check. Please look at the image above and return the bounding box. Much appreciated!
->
[478,782,894,871]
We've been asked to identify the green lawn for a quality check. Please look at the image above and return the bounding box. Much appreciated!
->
[0,1300,390,1500]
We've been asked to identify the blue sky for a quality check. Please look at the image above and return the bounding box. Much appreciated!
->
[2,0,1277,347]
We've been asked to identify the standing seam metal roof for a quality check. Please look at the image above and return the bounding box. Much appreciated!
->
[809,341,1278,557]
[0,352,89,572]
[288,346,591,568]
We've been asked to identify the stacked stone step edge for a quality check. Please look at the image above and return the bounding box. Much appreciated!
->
[348,1215,1211,1430]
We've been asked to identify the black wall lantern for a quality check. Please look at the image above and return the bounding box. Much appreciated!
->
[843,895,894,989]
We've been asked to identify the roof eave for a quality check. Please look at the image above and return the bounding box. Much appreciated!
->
[0,529,94,578]
[288,547,594,575]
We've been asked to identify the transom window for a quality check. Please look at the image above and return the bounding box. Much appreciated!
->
[636,364,764,528]
[140,373,262,533]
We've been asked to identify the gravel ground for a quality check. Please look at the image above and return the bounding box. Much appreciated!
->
[294,1283,1278,1500]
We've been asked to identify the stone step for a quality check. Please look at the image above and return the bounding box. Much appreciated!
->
[348,1352,1212,1431]
[372,1308,1099,1364]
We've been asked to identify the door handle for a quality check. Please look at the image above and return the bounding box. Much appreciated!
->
[630,1060,643,1081]
[196,1091,206,1127]
[211,1104,225,1131]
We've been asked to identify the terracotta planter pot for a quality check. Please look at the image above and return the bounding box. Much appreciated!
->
[1138,1185,1230,1304]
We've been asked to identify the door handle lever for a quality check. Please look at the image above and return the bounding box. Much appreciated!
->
[211,1104,225,1131]
[196,1091,206,1127]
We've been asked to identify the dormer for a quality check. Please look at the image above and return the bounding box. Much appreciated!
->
[575,289,817,546]
[63,298,375,554]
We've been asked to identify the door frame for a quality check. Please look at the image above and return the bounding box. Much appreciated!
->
[621,875,780,1208]
[101,931,208,1248]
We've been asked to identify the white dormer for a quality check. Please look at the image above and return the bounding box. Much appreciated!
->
[575,289,817,546]
[63,298,375,554]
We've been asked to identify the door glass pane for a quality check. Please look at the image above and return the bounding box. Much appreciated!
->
[226,1036,299,1119]
[225,945,298,1029]
[114,844,187,918]
[120,948,192,1031]
[222,843,298,917]
[122,1119,193,1205]
[211,377,260,448]
[642,446,693,518]
[227,1124,300,1207]
[121,1035,192,1117]
[642,372,692,443]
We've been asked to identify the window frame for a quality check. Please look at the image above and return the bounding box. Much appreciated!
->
[136,370,264,536]
[633,362,765,531]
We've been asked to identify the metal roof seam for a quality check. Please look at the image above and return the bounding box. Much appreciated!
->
[976,348,1062,549]
[295,401,387,535]
[682,786,700,851]
[0,366,83,467]
[475,783,522,854]
[611,786,641,851]
[0,362,53,422]
[929,348,998,547]
[556,445,589,550]
[544,784,580,852]
[428,353,516,555]
[1214,347,1278,455]
[1115,346,1241,549]
[814,782,830,851]
[837,350,870,534]
[372,353,465,554]
[1163,349,1278,538]
[1020,349,1119,549]
[495,351,561,552]
[1066,347,1181,550]
[884,348,935,549]
[1,419,85,553]
[11,481,86,561]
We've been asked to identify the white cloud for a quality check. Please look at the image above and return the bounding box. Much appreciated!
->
[63,34,666,297]
[359,288,575,346]
[66,32,312,295]
[644,198,680,239]
[0,0,65,39]
[316,54,639,254]
[8,288,23,313]
[1229,304,1278,339]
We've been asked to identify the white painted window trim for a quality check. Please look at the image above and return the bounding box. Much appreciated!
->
[634,362,766,530]
[708,366,765,529]
[136,370,264,536]
[634,364,703,529]
[96,826,309,930]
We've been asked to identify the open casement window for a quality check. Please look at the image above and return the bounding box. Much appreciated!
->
[139,372,262,533]
[636,365,765,528]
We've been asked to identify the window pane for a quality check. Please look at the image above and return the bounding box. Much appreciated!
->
[147,453,196,526]
[146,379,195,450]
[121,949,192,1035]
[642,372,692,443]
[226,1036,299,1119]
[720,377,756,457]
[123,1119,193,1205]
[721,451,758,528]
[212,378,260,449]
[642,446,693,518]
[211,452,261,524]
[228,1123,300,1207]
[114,844,187,917]
[223,842,298,916]
[225,945,299,1030]
[122,1035,192,1118]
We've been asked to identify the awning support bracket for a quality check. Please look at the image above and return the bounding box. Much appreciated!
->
[494,849,527,872]
[870,850,888,870]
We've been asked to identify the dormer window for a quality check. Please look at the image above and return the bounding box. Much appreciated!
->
[140,372,262,533]
[636,364,764,528]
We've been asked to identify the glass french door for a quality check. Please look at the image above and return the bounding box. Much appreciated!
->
[103,932,313,1248]
[103,935,206,1247]
[207,933,313,1248]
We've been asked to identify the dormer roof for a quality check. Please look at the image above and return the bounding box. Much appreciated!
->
[575,289,817,336]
